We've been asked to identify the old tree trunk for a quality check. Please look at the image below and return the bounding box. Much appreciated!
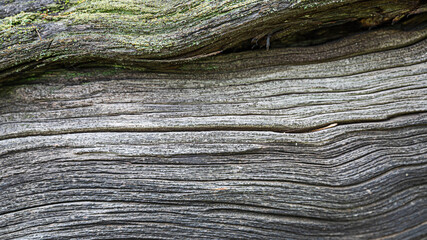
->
[1,0,427,239]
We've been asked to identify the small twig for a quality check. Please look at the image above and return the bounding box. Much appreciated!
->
[311,123,338,132]
[266,33,271,51]
[33,25,42,41]
[211,187,228,191]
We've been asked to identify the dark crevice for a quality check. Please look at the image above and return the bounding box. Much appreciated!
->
[224,21,362,53]
[224,12,427,54]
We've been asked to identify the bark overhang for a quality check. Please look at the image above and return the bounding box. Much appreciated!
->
[0,0,426,83]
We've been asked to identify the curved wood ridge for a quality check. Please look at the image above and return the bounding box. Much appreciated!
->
[1,0,427,239]
[0,0,425,81]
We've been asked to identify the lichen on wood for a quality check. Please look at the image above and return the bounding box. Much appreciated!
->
[1,0,425,82]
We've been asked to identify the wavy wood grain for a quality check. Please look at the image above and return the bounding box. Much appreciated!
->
[1,24,427,238]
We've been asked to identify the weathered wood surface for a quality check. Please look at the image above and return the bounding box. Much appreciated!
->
[1,0,425,81]
[1,0,427,239]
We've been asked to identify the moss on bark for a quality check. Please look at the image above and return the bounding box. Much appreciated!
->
[0,0,425,83]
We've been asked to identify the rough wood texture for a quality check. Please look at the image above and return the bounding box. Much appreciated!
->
[1,0,427,239]
[1,0,425,81]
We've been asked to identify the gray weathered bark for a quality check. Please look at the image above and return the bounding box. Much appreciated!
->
[1,0,427,239]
